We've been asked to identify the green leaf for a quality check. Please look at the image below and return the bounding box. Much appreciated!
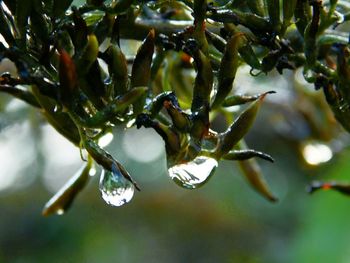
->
[215,92,272,158]
[238,158,277,202]
[42,162,92,216]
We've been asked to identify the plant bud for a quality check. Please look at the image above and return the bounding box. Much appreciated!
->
[131,29,155,114]
[215,92,271,158]
[239,158,277,202]
[212,33,245,109]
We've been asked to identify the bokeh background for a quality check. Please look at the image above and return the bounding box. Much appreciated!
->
[2,59,350,263]
[2,0,350,261]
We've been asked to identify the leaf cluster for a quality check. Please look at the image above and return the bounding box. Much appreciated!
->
[1,0,350,214]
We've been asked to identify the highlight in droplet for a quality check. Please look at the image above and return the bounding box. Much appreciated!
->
[99,164,134,206]
[168,156,218,189]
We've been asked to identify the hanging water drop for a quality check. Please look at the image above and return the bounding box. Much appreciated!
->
[168,156,218,189]
[99,164,135,206]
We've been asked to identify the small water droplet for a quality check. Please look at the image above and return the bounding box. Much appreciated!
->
[99,164,134,206]
[168,156,218,189]
[339,102,349,112]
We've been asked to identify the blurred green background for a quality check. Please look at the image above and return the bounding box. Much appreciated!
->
[1,64,350,263]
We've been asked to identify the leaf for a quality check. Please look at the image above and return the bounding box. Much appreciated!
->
[212,32,245,109]
[308,181,350,196]
[215,92,274,158]
[42,162,92,216]
[238,158,278,202]
[130,29,155,114]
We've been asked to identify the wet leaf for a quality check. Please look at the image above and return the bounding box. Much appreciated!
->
[99,163,135,206]
[131,29,155,114]
[308,181,350,196]
[76,34,99,75]
[83,138,140,190]
[215,92,273,158]
[103,45,128,96]
[223,149,274,162]
[212,32,244,109]
[239,158,278,202]
[184,40,213,112]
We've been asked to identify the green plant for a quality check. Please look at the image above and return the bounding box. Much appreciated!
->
[0,0,350,215]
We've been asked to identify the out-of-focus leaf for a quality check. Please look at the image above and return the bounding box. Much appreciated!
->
[42,162,92,216]
[239,158,277,202]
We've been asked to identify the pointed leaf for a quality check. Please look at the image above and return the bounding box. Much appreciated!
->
[130,29,155,114]
[42,162,92,216]
[239,158,277,202]
[215,92,272,158]
[52,0,73,17]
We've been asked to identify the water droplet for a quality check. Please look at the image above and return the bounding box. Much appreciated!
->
[99,164,134,206]
[168,156,218,189]
[339,101,349,112]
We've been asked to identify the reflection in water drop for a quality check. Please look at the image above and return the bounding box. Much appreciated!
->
[302,141,333,165]
[99,164,134,206]
[168,156,218,189]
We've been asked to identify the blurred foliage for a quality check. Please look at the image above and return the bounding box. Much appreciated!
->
[0,0,350,251]
[1,0,350,261]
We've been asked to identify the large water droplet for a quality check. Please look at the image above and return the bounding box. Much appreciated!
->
[99,164,134,206]
[168,156,218,189]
